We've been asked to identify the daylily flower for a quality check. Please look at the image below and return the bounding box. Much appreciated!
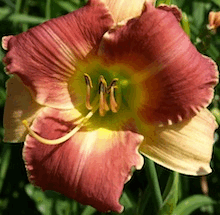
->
[2,0,218,213]
[208,11,220,32]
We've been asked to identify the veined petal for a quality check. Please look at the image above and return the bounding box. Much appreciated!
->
[99,3,218,124]
[3,76,43,142]
[139,109,217,176]
[3,0,113,109]
[23,107,144,213]
[101,0,147,23]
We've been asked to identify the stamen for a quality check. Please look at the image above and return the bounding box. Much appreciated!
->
[109,79,119,113]
[22,104,99,145]
[99,76,109,116]
[110,86,118,113]
[84,73,93,110]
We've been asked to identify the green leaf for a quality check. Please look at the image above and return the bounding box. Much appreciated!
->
[0,7,11,20]
[172,0,185,8]
[55,1,78,12]
[159,172,179,215]
[45,0,51,20]
[0,145,11,192]
[72,201,79,214]
[211,107,220,124]
[25,184,54,215]
[0,88,6,107]
[8,14,46,24]
[206,43,220,61]
[171,195,216,215]
[181,12,190,37]
[81,205,96,215]
[192,2,205,28]
[26,185,78,215]
[120,191,135,210]
[0,48,4,62]
[55,198,72,215]
[211,0,220,7]
[136,185,151,215]
[156,0,172,6]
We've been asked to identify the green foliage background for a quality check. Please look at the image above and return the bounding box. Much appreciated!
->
[0,0,220,214]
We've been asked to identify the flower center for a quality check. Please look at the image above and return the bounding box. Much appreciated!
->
[84,73,119,116]
[22,60,142,145]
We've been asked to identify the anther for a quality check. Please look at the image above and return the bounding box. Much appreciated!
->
[99,76,109,116]
[108,78,119,113]
[84,73,93,110]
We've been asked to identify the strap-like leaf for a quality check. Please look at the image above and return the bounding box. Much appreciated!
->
[159,172,179,215]
[171,195,216,215]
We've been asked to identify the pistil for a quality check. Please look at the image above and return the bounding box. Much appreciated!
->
[22,102,99,145]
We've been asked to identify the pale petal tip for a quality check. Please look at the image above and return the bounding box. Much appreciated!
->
[2,35,13,50]
[119,206,124,213]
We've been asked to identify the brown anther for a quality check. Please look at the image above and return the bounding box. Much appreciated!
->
[107,78,119,93]
[84,74,120,116]
[84,73,93,110]
[99,76,109,116]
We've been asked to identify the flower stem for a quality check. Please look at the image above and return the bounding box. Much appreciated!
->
[145,158,163,213]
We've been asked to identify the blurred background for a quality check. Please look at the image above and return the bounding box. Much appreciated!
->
[0,0,220,214]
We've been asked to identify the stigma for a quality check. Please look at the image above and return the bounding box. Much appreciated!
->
[84,73,119,116]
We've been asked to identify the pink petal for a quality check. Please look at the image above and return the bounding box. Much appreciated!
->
[99,3,218,124]
[3,0,113,109]
[23,107,144,213]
